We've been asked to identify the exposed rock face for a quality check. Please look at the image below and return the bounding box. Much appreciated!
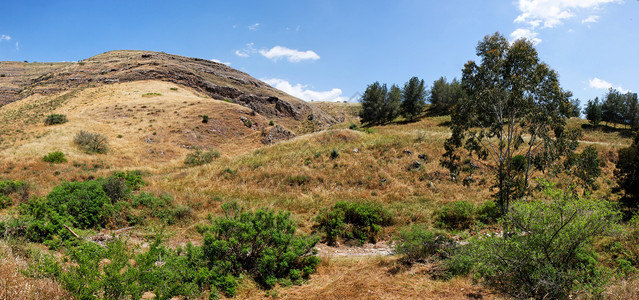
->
[0,50,335,133]
[262,125,296,144]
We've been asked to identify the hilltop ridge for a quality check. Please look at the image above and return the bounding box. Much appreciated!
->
[0,50,336,131]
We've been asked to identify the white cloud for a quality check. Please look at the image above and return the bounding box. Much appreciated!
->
[589,77,630,93]
[514,0,619,29]
[510,28,542,45]
[15,42,19,51]
[263,78,349,102]
[211,58,231,66]
[259,46,320,62]
[0,34,10,42]
[234,43,256,58]
[581,15,600,23]
[248,23,260,31]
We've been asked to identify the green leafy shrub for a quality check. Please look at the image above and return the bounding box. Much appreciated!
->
[198,202,320,289]
[435,200,475,230]
[476,200,500,224]
[0,194,12,209]
[314,201,393,245]
[132,193,191,225]
[184,148,220,166]
[42,151,67,163]
[465,184,619,299]
[44,114,68,125]
[201,115,209,123]
[330,149,339,160]
[74,131,109,154]
[393,225,453,263]
[141,92,161,97]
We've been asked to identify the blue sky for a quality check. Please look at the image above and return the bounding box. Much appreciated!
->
[0,1,637,104]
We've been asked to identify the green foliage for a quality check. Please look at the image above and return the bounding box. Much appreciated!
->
[435,200,475,230]
[429,77,464,115]
[330,149,339,160]
[74,131,109,154]
[616,133,639,213]
[476,200,500,224]
[393,225,454,263]
[359,82,401,125]
[400,76,427,121]
[585,97,603,127]
[201,115,209,123]
[567,146,601,190]
[199,202,321,289]
[142,92,162,97]
[0,195,12,209]
[44,114,68,125]
[184,148,221,166]
[42,151,67,163]
[285,175,310,186]
[442,32,576,215]
[132,193,191,225]
[314,201,393,245]
[599,88,639,129]
[462,183,619,299]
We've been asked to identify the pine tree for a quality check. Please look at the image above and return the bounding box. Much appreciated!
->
[401,77,427,121]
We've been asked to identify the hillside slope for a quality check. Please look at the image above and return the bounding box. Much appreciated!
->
[0,50,335,133]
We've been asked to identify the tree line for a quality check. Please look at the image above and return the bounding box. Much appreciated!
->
[584,88,639,130]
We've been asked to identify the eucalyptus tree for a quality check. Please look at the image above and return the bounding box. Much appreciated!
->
[442,32,577,215]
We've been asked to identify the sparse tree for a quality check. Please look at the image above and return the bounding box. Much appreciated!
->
[616,133,639,213]
[442,32,576,215]
[569,98,581,118]
[383,84,402,122]
[401,77,427,121]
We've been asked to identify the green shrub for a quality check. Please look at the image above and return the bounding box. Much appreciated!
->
[476,200,500,224]
[269,120,274,126]
[465,184,619,298]
[0,195,12,209]
[74,131,109,154]
[44,114,68,125]
[142,92,161,97]
[170,87,178,91]
[314,201,393,245]
[330,149,339,160]
[201,115,209,123]
[185,148,220,166]
[42,151,67,163]
[393,225,453,263]
[199,202,320,289]
[435,200,475,230]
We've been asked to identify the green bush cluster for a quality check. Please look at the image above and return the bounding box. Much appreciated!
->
[0,171,191,246]
[184,148,220,166]
[44,114,68,125]
[435,200,500,230]
[0,180,27,209]
[446,184,619,299]
[42,151,67,163]
[314,201,393,245]
[392,225,454,264]
[29,203,320,299]
[74,131,109,154]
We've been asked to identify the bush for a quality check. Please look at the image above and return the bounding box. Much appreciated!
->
[314,201,393,245]
[184,148,220,166]
[330,149,339,160]
[476,200,500,224]
[42,151,67,163]
[199,202,320,289]
[74,131,109,154]
[616,133,639,214]
[44,114,68,125]
[393,225,454,263]
[435,200,475,230]
[201,115,209,123]
[0,195,12,209]
[466,183,619,298]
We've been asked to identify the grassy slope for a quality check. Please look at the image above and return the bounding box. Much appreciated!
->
[0,86,634,298]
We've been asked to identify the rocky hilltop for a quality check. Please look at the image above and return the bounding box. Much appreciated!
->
[0,50,335,130]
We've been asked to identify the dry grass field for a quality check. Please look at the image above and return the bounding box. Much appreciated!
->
[0,77,635,299]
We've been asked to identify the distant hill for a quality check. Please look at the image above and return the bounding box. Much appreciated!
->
[0,50,335,131]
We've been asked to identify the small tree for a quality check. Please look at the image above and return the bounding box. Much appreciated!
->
[616,133,639,213]
[359,82,387,125]
[401,77,427,121]
[429,77,464,115]
[584,98,603,127]
[442,32,577,215]
[568,146,601,190]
